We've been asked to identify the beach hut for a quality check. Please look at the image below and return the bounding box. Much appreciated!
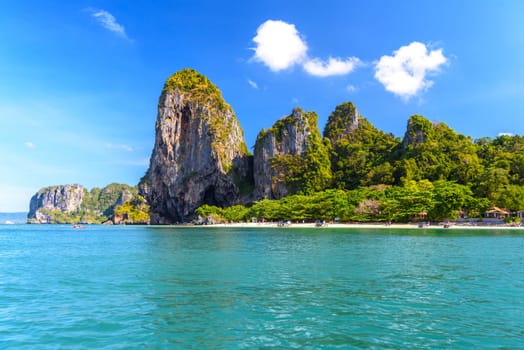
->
[484,207,510,219]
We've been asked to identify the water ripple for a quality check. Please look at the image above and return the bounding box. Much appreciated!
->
[1,225,523,348]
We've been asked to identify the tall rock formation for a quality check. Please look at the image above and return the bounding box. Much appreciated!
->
[254,107,331,199]
[141,69,251,223]
[323,102,399,188]
[28,184,85,223]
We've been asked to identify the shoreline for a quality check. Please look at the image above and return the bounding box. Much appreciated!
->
[10,222,523,230]
[199,222,524,230]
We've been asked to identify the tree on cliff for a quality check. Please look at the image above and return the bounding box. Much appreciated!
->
[254,108,331,199]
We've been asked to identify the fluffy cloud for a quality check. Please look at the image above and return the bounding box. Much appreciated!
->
[247,79,258,89]
[252,20,362,78]
[303,57,360,77]
[87,8,128,39]
[374,42,447,99]
[24,141,35,149]
[252,20,308,71]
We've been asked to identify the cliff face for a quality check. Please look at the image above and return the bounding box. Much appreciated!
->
[141,69,250,223]
[28,184,85,223]
[27,183,144,224]
[254,107,331,199]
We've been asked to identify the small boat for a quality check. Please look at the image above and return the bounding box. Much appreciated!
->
[72,224,86,229]
[315,220,328,227]
[277,221,291,227]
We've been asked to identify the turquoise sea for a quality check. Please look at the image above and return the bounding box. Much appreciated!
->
[1,225,523,349]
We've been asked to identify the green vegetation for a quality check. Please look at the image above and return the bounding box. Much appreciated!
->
[324,102,399,189]
[113,194,150,224]
[35,208,82,224]
[394,115,482,185]
[163,68,231,112]
[261,108,332,195]
[164,68,249,174]
[30,184,150,224]
[196,102,524,223]
[195,180,489,223]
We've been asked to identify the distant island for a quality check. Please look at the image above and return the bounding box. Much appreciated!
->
[28,68,524,225]
[27,184,149,224]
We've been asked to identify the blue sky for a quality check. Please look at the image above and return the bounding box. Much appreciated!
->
[1,1,523,211]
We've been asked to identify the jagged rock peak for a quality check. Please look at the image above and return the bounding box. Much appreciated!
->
[323,101,396,149]
[402,115,435,147]
[254,107,329,199]
[323,102,360,144]
[142,68,251,224]
[28,184,85,223]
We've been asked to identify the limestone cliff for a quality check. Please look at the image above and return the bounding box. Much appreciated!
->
[141,69,251,223]
[27,183,144,224]
[254,107,331,199]
[28,184,85,223]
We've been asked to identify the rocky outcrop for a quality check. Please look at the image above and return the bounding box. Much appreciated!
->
[402,115,434,148]
[323,102,360,144]
[28,184,85,223]
[141,69,251,223]
[27,183,145,224]
[323,102,399,189]
[324,102,396,146]
[254,107,331,199]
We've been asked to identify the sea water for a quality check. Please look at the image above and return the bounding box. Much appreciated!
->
[1,225,523,349]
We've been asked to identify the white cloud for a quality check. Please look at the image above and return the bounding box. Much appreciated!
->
[252,20,363,79]
[24,141,35,148]
[252,20,308,71]
[374,42,447,99]
[87,8,128,39]
[303,57,360,77]
[247,79,258,89]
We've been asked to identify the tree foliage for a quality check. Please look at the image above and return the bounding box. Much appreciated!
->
[266,109,332,195]
[194,103,524,223]
[195,180,489,224]
[324,102,399,189]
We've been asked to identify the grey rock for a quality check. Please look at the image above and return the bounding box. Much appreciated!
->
[254,107,315,200]
[141,70,250,223]
[28,184,85,223]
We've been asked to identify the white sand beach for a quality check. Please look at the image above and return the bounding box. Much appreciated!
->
[202,222,524,230]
